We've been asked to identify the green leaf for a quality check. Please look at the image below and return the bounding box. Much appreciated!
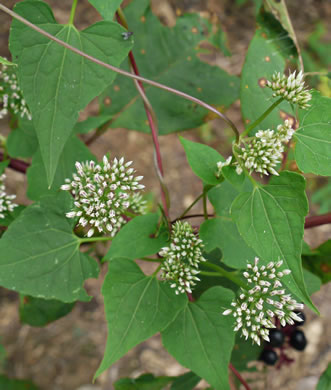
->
[100,0,239,134]
[170,372,201,390]
[73,114,112,134]
[95,258,187,378]
[9,0,132,186]
[0,193,99,302]
[317,363,331,390]
[0,375,39,390]
[294,92,331,176]
[19,295,75,327]
[27,134,96,201]
[263,0,302,61]
[208,178,253,217]
[162,286,236,390]
[312,178,331,214]
[231,171,316,312]
[7,118,38,158]
[231,333,262,372]
[302,269,321,296]
[114,374,174,390]
[104,213,168,261]
[240,11,296,132]
[200,218,257,269]
[180,137,224,185]
[0,205,25,227]
[221,165,245,190]
[88,0,124,21]
[302,240,331,284]
[0,161,9,175]
[0,56,16,66]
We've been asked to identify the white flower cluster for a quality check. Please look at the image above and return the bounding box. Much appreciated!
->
[160,221,206,295]
[267,70,312,109]
[0,63,32,120]
[236,120,294,176]
[0,174,18,218]
[216,120,294,177]
[61,156,145,237]
[223,257,304,345]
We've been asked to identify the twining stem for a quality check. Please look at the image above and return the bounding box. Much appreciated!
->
[0,152,29,173]
[203,261,247,289]
[305,213,331,229]
[229,363,251,390]
[0,3,240,142]
[115,8,170,220]
[203,192,208,220]
[175,213,215,221]
[176,192,204,222]
[68,0,78,25]
[240,97,284,138]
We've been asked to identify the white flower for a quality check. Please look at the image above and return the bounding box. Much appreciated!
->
[236,120,294,176]
[267,70,312,109]
[61,156,145,237]
[160,221,206,295]
[222,257,303,345]
[0,174,18,218]
[0,62,32,120]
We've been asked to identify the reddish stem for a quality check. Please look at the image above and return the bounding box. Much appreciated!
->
[229,363,251,390]
[305,213,331,229]
[0,152,29,173]
[115,11,169,220]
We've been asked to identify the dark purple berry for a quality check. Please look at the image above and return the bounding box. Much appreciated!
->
[293,311,305,326]
[268,329,285,347]
[259,349,278,365]
[290,329,307,351]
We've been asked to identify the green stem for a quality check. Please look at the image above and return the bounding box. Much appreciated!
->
[203,261,247,289]
[240,97,284,139]
[68,0,78,25]
[79,236,111,244]
[176,192,204,221]
[203,193,208,220]
[139,257,161,263]
[152,264,162,276]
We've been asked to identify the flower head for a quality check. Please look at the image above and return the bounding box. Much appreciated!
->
[267,70,312,109]
[0,174,18,218]
[222,257,303,345]
[160,221,206,295]
[0,62,31,120]
[216,120,294,177]
[61,156,145,237]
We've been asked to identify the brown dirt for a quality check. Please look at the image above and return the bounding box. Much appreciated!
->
[0,1,330,390]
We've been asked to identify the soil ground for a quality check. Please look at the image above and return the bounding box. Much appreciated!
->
[0,1,330,389]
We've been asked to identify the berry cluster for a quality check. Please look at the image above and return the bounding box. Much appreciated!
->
[260,311,307,366]
[160,221,206,295]
[216,120,294,177]
[0,62,32,120]
[267,70,312,109]
[0,174,18,218]
[222,257,304,346]
[61,156,145,237]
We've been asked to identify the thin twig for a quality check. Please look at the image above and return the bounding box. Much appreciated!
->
[115,9,170,222]
[0,152,29,173]
[0,3,240,142]
[304,213,331,229]
[229,363,251,390]
[172,213,215,223]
